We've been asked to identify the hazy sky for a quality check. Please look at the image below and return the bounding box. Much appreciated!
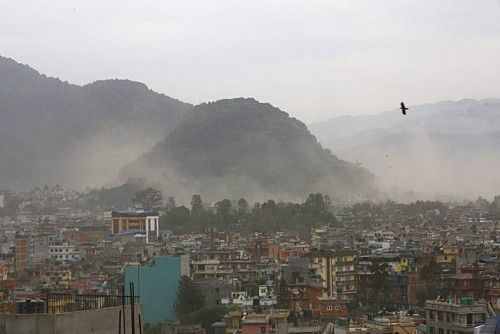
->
[1,1,500,122]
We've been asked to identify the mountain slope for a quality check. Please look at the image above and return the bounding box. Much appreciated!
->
[122,98,373,201]
[309,99,500,199]
[0,56,192,188]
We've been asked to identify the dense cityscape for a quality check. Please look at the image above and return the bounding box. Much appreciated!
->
[1,185,499,333]
[2,2,500,334]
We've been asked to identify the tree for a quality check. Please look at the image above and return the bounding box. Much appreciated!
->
[490,195,500,218]
[237,198,249,214]
[215,199,232,216]
[174,276,206,317]
[347,293,364,321]
[368,262,391,312]
[304,193,327,217]
[190,195,204,217]
[303,193,337,226]
[276,277,290,308]
[215,199,232,227]
[181,306,228,331]
[166,196,176,211]
[133,187,163,209]
[416,260,443,306]
[144,324,161,334]
[419,260,442,282]
[161,206,192,233]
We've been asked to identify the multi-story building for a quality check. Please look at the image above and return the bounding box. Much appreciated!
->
[48,241,82,262]
[443,273,500,308]
[110,210,159,243]
[309,250,357,299]
[425,299,495,334]
[190,259,233,280]
[14,235,29,273]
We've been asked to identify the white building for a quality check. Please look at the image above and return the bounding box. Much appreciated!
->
[48,242,82,262]
[145,215,159,244]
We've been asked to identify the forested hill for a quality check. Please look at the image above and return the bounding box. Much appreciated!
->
[0,56,192,188]
[121,98,373,201]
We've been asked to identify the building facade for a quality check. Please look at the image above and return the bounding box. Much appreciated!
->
[111,210,159,243]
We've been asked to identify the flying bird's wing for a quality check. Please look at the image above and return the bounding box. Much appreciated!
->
[400,102,407,115]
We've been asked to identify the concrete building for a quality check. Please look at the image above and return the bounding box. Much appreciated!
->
[241,314,276,334]
[125,255,189,326]
[425,299,495,334]
[0,304,142,334]
[161,323,205,334]
[48,241,82,262]
[310,250,357,299]
[111,210,159,243]
[14,235,29,273]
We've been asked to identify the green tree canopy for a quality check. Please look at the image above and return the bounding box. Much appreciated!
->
[276,277,290,308]
[190,195,204,217]
[133,187,163,209]
[174,275,206,317]
[181,306,228,331]
[166,196,177,211]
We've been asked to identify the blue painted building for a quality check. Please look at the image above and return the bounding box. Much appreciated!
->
[125,256,183,325]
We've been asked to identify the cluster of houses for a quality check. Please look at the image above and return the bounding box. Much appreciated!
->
[0,186,499,334]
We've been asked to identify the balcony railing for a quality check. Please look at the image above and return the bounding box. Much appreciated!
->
[44,293,139,314]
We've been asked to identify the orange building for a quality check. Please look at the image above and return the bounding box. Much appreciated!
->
[14,235,29,273]
[313,296,349,320]
[241,314,276,334]
[111,210,159,243]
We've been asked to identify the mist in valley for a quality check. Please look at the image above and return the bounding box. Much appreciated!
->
[310,99,500,202]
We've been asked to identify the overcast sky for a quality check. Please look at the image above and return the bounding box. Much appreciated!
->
[1,1,500,122]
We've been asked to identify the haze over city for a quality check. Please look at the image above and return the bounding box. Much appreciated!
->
[1,2,500,334]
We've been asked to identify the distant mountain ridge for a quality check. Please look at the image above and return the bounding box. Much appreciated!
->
[0,56,373,200]
[122,98,373,201]
[0,56,192,188]
[309,98,500,199]
[3,55,494,200]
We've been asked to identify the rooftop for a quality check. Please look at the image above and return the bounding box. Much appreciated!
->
[111,210,158,218]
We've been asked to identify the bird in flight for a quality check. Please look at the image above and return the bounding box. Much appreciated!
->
[400,102,408,115]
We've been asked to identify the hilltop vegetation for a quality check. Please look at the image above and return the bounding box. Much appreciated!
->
[161,193,339,235]
[0,56,192,188]
[123,98,373,201]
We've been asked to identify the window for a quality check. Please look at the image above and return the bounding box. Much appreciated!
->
[261,327,266,333]
[438,311,443,321]
[327,305,333,311]
[438,328,444,334]
[430,310,435,320]
[429,326,435,334]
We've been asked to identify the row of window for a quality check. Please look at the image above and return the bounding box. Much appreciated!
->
[428,326,466,334]
[49,248,73,253]
[51,254,80,260]
[429,310,475,325]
